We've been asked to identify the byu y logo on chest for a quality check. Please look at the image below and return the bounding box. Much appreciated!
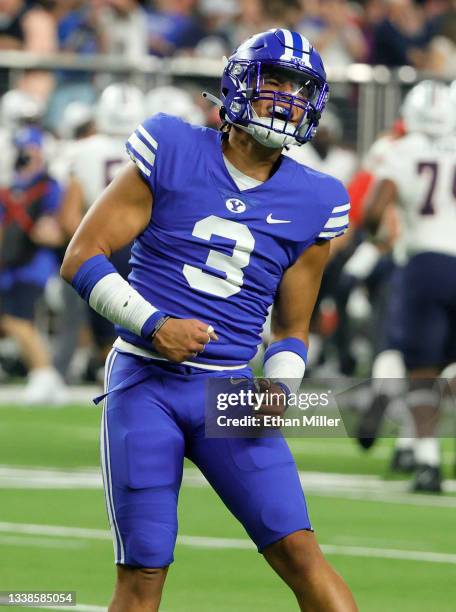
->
[226,198,246,214]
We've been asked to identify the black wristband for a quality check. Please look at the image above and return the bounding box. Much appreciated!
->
[151,315,171,339]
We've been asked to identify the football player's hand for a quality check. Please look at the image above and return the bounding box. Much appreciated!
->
[152,318,218,362]
[254,378,288,419]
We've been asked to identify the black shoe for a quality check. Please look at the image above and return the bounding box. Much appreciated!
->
[356,394,390,450]
[411,464,443,494]
[390,448,416,474]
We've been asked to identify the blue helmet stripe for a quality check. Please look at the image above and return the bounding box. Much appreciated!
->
[291,31,303,59]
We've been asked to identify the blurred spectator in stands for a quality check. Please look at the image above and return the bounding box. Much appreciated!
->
[194,0,237,58]
[147,0,204,56]
[0,0,56,100]
[45,0,100,131]
[54,0,100,56]
[371,0,437,68]
[426,0,456,75]
[94,0,148,59]
[299,0,368,67]
[222,0,273,51]
[0,126,66,404]
[265,0,304,29]
[360,0,389,63]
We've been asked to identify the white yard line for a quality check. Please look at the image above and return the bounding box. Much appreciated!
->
[0,466,102,489]
[0,534,85,549]
[2,465,455,508]
[0,522,110,540]
[0,386,100,405]
[0,521,455,566]
[320,544,456,564]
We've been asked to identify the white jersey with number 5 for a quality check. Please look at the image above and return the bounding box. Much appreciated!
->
[67,134,129,209]
[376,132,456,257]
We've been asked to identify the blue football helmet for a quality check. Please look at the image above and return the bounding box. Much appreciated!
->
[218,29,329,148]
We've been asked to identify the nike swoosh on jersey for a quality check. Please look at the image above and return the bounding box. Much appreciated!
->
[266,214,291,224]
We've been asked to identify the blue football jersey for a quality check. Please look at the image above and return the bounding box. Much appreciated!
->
[120,114,350,366]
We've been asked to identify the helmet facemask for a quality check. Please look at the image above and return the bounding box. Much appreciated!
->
[223,60,329,148]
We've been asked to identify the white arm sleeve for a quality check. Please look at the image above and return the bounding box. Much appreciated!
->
[263,351,306,396]
[88,273,159,336]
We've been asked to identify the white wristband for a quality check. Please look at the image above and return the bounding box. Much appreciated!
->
[263,351,306,396]
[88,273,159,336]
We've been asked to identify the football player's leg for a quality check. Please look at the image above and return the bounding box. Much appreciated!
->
[402,256,449,491]
[102,351,185,611]
[357,265,407,451]
[263,530,358,612]
[1,282,66,404]
[188,435,357,611]
[0,282,52,370]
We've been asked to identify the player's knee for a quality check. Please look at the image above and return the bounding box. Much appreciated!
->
[122,523,176,568]
[132,566,167,589]
[266,531,324,578]
[116,565,167,604]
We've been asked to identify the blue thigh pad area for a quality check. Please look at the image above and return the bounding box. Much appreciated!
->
[188,434,312,552]
[101,351,185,568]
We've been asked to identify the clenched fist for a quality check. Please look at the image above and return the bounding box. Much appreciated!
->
[152,318,218,362]
[254,378,288,420]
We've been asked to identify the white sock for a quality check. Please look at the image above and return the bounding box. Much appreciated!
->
[414,438,440,467]
[395,437,414,451]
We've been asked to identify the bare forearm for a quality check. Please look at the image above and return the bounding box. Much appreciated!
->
[272,242,330,343]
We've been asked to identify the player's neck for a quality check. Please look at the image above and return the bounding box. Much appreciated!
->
[222,127,282,182]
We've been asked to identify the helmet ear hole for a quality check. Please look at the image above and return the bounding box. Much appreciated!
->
[251,42,266,50]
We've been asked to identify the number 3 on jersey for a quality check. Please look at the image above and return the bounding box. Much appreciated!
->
[183,215,255,298]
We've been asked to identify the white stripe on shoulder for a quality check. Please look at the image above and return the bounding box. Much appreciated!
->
[318,229,346,239]
[128,150,151,177]
[128,133,156,167]
[137,124,158,150]
[332,203,350,214]
[280,29,294,60]
[325,213,349,229]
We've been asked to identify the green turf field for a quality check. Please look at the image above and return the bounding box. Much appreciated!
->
[0,403,455,611]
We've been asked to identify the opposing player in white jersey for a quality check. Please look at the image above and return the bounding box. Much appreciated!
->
[286,107,357,186]
[55,83,145,380]
[145,85,206,126]
[350,123,415,471]
[63,84,145,219]
[366,80,456,492]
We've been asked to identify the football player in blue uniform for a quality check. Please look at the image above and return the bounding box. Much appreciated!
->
[62,29,356,612]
